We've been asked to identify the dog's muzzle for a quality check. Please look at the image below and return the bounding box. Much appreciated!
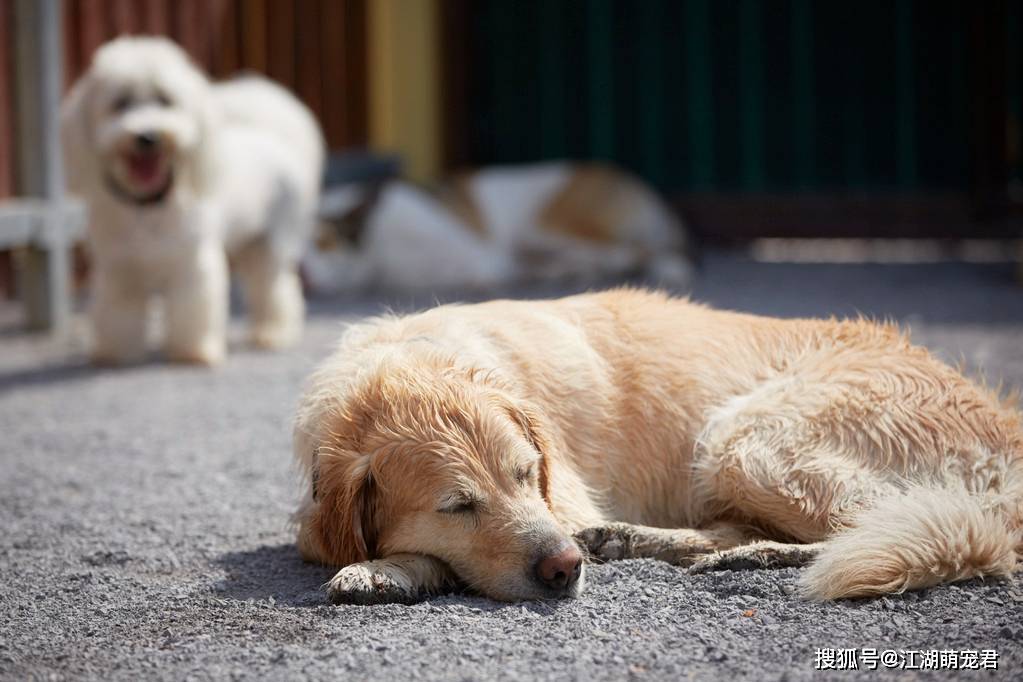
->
[532,542,583,595]
[105,132,174,206]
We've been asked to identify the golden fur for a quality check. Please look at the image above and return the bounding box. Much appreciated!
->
[293,289,1023,603]
[537,163,643,244]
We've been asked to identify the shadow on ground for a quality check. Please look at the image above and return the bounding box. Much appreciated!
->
[212,543,337,608]
[0,337,293,395]
[0,361,100,395]
[210,543,584,614]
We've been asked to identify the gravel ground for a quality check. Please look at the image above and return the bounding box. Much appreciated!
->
[2,250,1023,681]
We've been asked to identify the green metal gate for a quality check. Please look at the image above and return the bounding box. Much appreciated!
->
[461,0,1012,206]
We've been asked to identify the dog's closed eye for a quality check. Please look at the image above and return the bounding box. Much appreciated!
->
[515,462,537,485]
[438,497,480,515]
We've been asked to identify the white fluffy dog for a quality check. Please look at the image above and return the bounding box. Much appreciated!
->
[62,37,324,364]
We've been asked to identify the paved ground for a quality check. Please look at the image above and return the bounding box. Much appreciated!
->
[2,250,1022,681]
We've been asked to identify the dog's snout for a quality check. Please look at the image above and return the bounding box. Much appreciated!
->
[135,131,159,150]
[534,545,583,591]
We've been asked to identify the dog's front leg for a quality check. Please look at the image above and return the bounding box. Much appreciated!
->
[326,554,459,606]
[687,540,824,573]
[164,242,228,365]
[575,521,763,565]
[90,269,149,364]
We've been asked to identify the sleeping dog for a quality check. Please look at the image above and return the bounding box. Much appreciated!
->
[305,162,694,294]
[293,289,1022,603]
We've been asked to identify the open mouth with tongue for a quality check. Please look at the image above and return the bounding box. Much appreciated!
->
[128,150,162,185]
[110,148,172,204]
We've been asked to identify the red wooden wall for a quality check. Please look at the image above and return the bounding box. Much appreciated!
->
[0,1,15,199]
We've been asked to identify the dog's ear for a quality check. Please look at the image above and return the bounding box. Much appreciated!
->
[312,452,378,566]
[60,73,99,195]
[505,402,553,506]
[184,82,221,198]
[164,47,222,199]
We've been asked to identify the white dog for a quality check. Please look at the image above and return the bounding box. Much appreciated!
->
[62,37,324,364]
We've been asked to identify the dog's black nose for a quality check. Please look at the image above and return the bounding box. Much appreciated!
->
[135,132,158,150]
[535,545,583,591]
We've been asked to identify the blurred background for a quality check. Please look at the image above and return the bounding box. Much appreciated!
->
[0,0,1022,327]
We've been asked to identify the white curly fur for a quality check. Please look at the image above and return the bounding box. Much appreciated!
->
[62,36,324,364]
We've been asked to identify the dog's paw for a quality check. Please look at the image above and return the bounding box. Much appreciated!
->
[688,542,819,574]
[574,523,635,562]
[325,561,422,606]
[250,325,299,351]
[90,353,139,367]
[91,345,147,366]
[165,340,225,366]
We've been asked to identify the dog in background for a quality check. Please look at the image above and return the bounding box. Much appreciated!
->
[62,37,324,365]
[292,289,1022,604]
[305,162,694,294]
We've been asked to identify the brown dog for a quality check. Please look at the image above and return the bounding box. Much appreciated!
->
[293,289,1022,604]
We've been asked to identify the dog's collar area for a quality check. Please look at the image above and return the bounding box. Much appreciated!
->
[104,171,173,207]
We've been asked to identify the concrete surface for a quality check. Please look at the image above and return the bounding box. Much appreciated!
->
[2,251,1022,681]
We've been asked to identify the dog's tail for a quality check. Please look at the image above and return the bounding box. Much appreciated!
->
[799,480,1021,600]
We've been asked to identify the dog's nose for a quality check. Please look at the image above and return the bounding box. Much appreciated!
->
[135,131,158,150]
[535,545,583,591]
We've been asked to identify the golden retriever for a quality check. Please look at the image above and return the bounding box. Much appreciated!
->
[292,289,1022,604]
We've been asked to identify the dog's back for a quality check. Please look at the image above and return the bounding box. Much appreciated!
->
[213,77,324,184]
[213,76,324,204]
[210,77,324,258]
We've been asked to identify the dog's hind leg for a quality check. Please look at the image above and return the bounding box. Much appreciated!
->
[325,554,459,606]
[693,372,897,546]
[688,540,825,573]
[575,521,763,565]
[235,237,304,350]
[692,366,1022,597]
